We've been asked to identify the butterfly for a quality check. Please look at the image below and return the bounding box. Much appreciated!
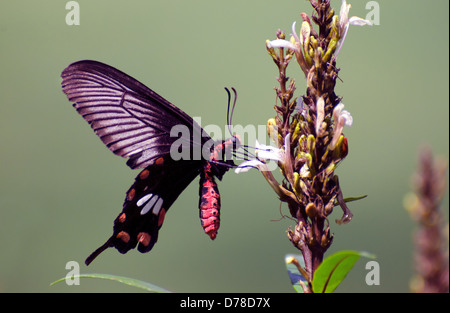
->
[61,60,240,265]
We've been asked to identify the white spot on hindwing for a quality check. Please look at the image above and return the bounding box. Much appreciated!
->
[153,198,163,215]
[138,193,164,216]
[141,195,158,215]
[137,193,153,207]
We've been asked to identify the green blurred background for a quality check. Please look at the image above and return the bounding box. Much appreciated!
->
[0,0,448,292]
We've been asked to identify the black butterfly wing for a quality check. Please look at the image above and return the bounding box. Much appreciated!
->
[61,60,211,264]
[85,156,204,265]
[61,60,206,169]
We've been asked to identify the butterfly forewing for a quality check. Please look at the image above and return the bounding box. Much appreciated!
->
[61,60,205,169]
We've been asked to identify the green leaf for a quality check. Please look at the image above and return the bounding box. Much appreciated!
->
[50,273,171,293]
[335,194,368,206]
[285,254,309,293]
[312,250,375,293]
[342,195,368,203]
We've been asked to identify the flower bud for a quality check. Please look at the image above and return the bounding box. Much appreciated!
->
[315,97,325,137]
[324,194,337,215]
[291,121,301,144]
[265,40,278,60]
[293,172,300,193]
[299,179,308,194]
[267,118,279,146]
[285,256,296,264]
[327,8,335,21]
[310,36,318,49]
[321,228,333,249]
[306,134,315,153]
[301,12,311,24]
[301,22,312,66]
[323,38,337,62]
[340,136,349,158]
[297,151,312,169]
[298,134,307,150]
[300,22,311,48]
[306,202,318,218]
[330,14,339,36]
[333,135,348,159]
[325,162,336,176]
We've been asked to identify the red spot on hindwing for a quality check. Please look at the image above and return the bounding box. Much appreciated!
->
[155,157,164,166]
[137,232,151,246]
[118,213,126,223]
[126,188,135,201]
[116,231,130,243]
[158,208,166,227]
[139,169,149,180]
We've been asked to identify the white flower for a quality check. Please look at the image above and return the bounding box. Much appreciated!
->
[299,163,311,178]
[340,109,353,127]
[266,21,311,75]
[235,140,284,174]
[334,0,372,60]
[234,159,266,174]
[267,1,372,72]
[267,38,297,51]
[266,21,303,53]
[256,140,283,161]
[333,103,353,127]
[339,0,373,30]
[329,103,353,150]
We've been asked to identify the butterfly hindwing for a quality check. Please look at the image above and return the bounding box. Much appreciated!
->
[85,156,204,265]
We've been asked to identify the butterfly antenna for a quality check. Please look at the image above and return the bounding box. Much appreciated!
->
[225,87,238,136]
[229,87,237,131]
[225,87,232,133]
[225,88,231,124]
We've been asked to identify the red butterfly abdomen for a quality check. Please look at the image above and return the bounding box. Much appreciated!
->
[199,162,221,240]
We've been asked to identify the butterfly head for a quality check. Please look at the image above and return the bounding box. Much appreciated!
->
[210,135,240,163]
